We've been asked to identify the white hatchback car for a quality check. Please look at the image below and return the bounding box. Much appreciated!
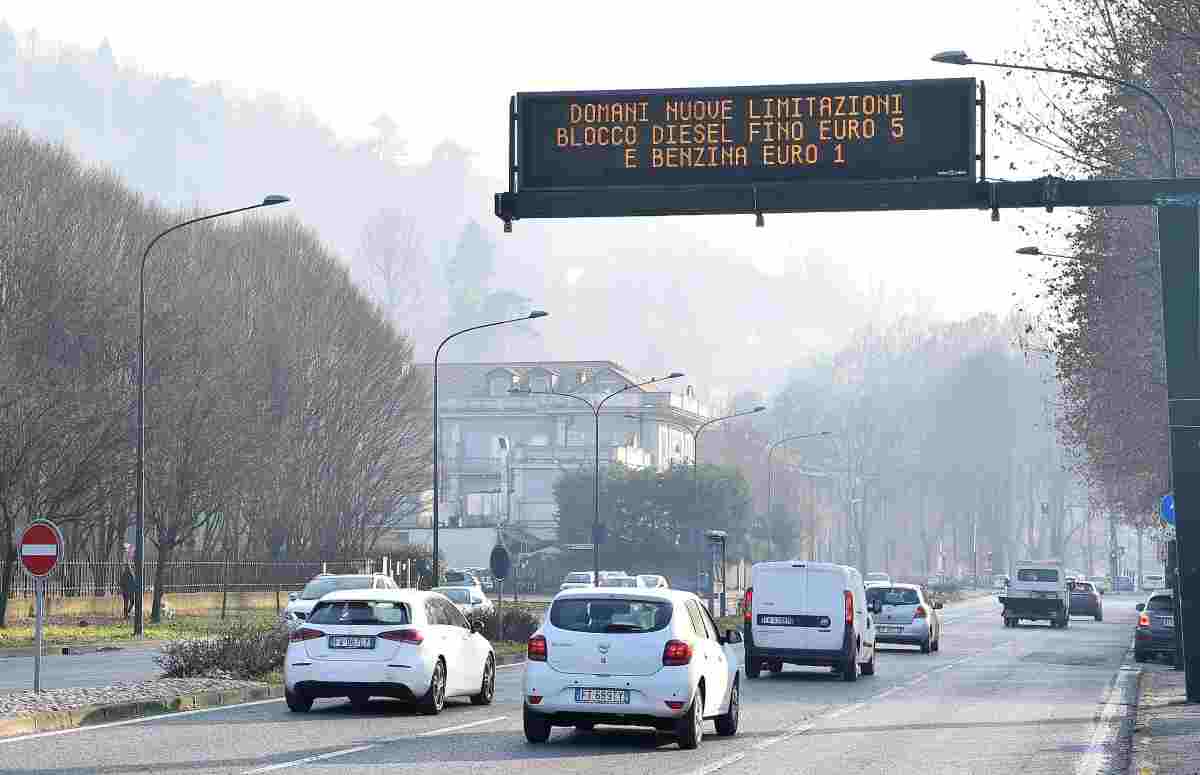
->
[522,588,742,749]
[284,589,496,715]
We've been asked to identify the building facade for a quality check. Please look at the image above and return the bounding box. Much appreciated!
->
[414,361,709,542]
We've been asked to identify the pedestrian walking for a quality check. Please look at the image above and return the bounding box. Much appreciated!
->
[120,555,136,620]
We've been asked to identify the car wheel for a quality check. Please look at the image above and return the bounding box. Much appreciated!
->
[471,655,495,705]
[285,688,313,713]
[715,677,739,736]
[842,647,858,682]
[860,647,876,676]
[920,637,931,654]
[349,692,371,712]
[1061,615,1070,629]
[1095,612,1103,622]
[677,689,704,749]
[768,661,783,674]
[523,706,552,743]
[746,657,762,679]
[418,659,446,715]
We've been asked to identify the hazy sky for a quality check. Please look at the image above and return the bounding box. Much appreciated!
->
[3,0,1065,322]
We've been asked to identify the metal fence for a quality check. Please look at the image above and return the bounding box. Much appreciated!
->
[6,559,379,599]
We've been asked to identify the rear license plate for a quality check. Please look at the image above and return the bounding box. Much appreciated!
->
[1158,617,1175,627]
[878,625,903,634]
[759,615,793,626]
[575,688,629,704]
[329,636,376,649]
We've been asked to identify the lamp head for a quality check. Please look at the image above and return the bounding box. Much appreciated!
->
[931,50,972,65]
[508,387,531,395]
[753,406,767,413]
[1015,246,1042,256]
[262,195,290,206]
[666,371,685,379]
[528,310,549,319]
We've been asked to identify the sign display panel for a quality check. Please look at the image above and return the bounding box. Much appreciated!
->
[516,78,976,190]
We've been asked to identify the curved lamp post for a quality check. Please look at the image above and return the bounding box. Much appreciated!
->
[512,371,683,579]
[134,195,290,636]
[432,310,548,587]
[765,431,833,560]
[931,50,1177,178]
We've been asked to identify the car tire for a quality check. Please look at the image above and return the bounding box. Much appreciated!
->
[524,706,552,743]
[920,637,931,654]
[714,677,740,737]
[842,647,858,682]
[931,636,940,653]
[768,661,783,674]
[677,690,704,749]
[285,688,313,713]
[1095,612,1103,622]
[418,658,447,716]
[746,657,762,679]
[860,647,876,676]
[471,655,496,705]
[1061,615,1070,629]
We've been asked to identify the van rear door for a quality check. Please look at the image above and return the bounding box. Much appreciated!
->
[806,567,847,652]
[752,563,811,650]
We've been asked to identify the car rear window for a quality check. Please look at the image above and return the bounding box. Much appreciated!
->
[300,577,373,600]
[1017,569,1059,582]
[307,600,410,625]
[550,598,672,633]
[1073,582,1094,592]
[1147,596,1174,612]
[876,587,919,605]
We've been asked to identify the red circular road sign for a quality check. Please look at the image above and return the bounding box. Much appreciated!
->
[19,521,64,578]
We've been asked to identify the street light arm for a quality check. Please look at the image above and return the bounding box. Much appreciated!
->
[695,405,766,438]
[434,311,548,362]
[595,373,683,412]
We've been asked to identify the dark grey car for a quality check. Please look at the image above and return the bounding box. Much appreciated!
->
[1134,591,1178,662]
[1068,580,1102,621]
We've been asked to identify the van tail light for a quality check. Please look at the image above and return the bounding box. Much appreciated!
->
[913,606,928,620]
[663,640,693,666]
[378,628,424,644]
[844,590,854,625]
[1139,612,1150,627]
[289,627,324,643]
[528,634,548,662]
[744,587,753,623]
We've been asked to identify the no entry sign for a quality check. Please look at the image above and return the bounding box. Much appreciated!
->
[20,521,63,578]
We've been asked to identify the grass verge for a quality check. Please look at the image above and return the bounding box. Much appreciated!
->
[0,614,277,650]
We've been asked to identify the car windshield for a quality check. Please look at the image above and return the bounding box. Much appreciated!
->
[550,598,672,633]
[1017,569,1059,583]
[1073,582,1094,593]
[300,577,373,600]
[1147,596,1174,612]
[436,588,471,603]
[564,573,592,583]
[306,600,410,625]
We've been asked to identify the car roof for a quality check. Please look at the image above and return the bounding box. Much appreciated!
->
[553,586,684,602]
[316,588,422,603]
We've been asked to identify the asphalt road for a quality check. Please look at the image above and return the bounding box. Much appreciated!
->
[0,593,1145,775]
[0,647,163,692]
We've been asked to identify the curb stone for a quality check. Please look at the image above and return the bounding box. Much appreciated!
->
[0,640,169,660]
[0,684,284,739]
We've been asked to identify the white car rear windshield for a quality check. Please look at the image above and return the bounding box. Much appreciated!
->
[301,577,373,600]
[550,598,672,634]
[870,587,919,605]
[1017,569,1059,582]
[307,600,410,625]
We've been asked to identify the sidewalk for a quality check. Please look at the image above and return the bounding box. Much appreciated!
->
[1131,665,1200,775]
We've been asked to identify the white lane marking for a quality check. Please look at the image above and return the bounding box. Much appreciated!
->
[497,661,524,670]
[824,701,866,720]
[0,697,284,745]
[752,722,813,751]
[414,715,507,737]
[1074,666,1140,775]
[685,752,747,775]
[243,744,377,774]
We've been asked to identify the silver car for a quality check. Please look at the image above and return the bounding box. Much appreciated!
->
[867,583,942,653]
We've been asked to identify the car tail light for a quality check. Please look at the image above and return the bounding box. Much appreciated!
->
[844,590,854,625]
[1139,612,1150,627]
[288,627,323,643]
[528,634,548,662]
[914,605,928,620]
[527,695,543,705]
[663,640,693,666]
[378,628,424,644]
[665,700,685,710]
[744,587,753,623]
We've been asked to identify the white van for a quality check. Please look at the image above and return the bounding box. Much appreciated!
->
[743,561,880,681]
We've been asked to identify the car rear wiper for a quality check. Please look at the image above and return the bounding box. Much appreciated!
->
[604,623,644,632]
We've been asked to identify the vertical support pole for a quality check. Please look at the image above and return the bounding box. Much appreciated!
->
[1157,204,1200,699]
[34,581,43,693]
[497,580,505,643]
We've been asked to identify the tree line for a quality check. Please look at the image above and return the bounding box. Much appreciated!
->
[0,124,430,625]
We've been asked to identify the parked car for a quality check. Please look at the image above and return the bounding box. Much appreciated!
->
[560,571,595,591]
[1069,580,1103,621]
[865,572,891,585]
[1135,591,1179,663]
[283,573,397,629]
[602,576,638,588]
[866,583,942,653]
[744,561,879,681]
[432,585,495,617]
[636,574,669,589]
[284,588,496,715]
[597,570,632,586]
[522,587,741,749]
[1141,572,1166,592]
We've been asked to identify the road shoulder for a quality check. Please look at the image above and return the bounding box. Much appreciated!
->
[1130,664,1200,775]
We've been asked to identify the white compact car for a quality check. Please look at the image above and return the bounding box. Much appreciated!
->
[744,561,880,681]
[560,571,595,591]
[433,586,495,617]
[284,589,496,715]
[866,583,942,653]
[282,573,397,630]
[522,588,741,749]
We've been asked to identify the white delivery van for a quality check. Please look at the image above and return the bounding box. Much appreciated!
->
[743,561,880,682]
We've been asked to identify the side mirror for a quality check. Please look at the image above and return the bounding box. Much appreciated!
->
[1136,603,1145,612]
[287,592,298,602]
[933,602,944,610]
[471,620,486,634]
[724,629,743,644]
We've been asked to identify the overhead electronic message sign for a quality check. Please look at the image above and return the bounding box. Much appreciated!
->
[512,78,977,193]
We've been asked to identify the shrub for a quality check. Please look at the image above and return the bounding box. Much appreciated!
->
[156,619,288,679]
[466,604,542,643]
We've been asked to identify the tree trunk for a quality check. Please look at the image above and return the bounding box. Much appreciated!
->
[0,542,15,628]
[151,537,174,624]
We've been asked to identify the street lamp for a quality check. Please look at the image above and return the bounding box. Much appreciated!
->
[931,50,1177,178]
[764,431,833,559]
[134,194,290,637]
[432,310,548,587]
[512,371,684,580]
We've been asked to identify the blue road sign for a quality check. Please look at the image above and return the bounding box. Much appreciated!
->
[1162,493,1176,526]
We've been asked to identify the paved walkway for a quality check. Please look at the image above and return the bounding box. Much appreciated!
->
[1132,663,1200,774]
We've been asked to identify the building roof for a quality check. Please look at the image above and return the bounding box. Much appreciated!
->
[416,360,644,398]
